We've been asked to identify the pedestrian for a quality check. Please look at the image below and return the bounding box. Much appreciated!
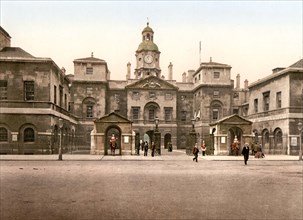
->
[144,141,149,156]
[110,134,116,156]
[141,140,144,151]
[151,141,155,157]
[201,140,206,156]
[241,143,250,165]
[137,140,141,155]
[192,143,199,162]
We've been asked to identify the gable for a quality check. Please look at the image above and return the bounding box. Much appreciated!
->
[126,76,178,90]
[210,114,252,126]
[95,112,132,123]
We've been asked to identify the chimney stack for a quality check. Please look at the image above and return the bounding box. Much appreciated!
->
[182,72,187,82]
[244,79,248,90]
[236,74,240,89]
[187,70,195,83]
[168,62,173,80]
[126,62,131,80]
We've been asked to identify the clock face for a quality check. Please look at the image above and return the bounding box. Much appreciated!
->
[144,55,153,64]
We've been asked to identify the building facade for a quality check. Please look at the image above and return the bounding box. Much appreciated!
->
[0,24,302,155]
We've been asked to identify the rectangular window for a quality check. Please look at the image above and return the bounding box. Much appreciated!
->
[24,81,34,100]
[59,86,63,107]
[254,99,258,113]
[233,109,239,115]
[164,107,172,121]
[181,111,187,121]
[54,85,57,104]
[86,67,93,74]
[276,92,282,109]
[87,105,93,118]
[263,91,270,111]
[149,109,155,121]
[132,107,140,120]
[214,72,220,79]
[64,94,67,110]
[212,109,219,120]
[0,80,7,100]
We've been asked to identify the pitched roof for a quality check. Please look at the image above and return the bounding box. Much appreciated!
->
[0,47,35,58]
[73,56,106,63]
[0,26,11,38]
[289,59,303,68]
[209,114,252,126]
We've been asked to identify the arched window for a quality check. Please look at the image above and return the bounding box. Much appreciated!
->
[0,127,8,142]
[274,129,283,144]
[24,128,35,142]
[263,130,269,144]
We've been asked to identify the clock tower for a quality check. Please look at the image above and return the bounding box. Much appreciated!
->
[134,22,161,79]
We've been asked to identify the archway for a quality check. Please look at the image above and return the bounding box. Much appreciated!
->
[105,126,121,155]
[228,127,243,155]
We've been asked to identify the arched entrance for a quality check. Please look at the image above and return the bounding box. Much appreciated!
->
[228,127,243,155]
[105,126,121,155]
[144,130,154,144]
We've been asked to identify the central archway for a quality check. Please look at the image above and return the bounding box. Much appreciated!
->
[105,126,121,155]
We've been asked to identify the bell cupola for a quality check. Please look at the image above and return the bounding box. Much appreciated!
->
[134,22,161,79]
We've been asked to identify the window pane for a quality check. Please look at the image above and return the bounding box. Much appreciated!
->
[86,67,93,74]
[149,109,155,121]
[24,128,35,142]
[0,127,8,142]
[24,81,34,100]
[132,107,139,120]
[87,105,93,117]
[0,80,7,100]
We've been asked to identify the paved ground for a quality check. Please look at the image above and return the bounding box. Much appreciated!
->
[0,149,300,161]
[0,152,302,220]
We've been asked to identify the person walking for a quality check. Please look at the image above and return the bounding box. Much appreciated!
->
[151,141,155,157]
[144,141,149,156]
[192,143,199,162]
[201,140,206,156]
[241,143,250,165]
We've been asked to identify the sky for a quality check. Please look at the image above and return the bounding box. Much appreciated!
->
[0,0,302,87]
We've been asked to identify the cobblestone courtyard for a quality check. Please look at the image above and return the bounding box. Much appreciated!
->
[0,159,302,220]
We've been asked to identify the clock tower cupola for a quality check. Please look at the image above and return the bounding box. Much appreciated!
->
[134,22,161,79]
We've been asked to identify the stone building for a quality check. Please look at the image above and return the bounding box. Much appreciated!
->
[0,23,302,156]
[246,60,303,155]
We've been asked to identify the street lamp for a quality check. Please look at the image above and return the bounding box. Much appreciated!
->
[298,121,302,161]
[154,116,160,155]
[58,118,63,160]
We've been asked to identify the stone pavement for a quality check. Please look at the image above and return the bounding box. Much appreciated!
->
[0,149,300,161]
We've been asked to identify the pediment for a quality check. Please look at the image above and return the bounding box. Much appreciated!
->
[95,112,132,123]
[210,114,252,126]
[126,76,178,90]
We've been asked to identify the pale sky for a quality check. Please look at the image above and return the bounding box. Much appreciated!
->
[0,1,302,87]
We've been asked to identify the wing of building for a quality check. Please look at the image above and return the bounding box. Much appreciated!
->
[0,24,302,156]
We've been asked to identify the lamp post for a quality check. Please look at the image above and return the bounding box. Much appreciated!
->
[154,117,161,155]
[298,121,302,161]
[58,118,63,161]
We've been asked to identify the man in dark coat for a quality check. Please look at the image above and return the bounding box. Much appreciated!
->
[241,143,250,165]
